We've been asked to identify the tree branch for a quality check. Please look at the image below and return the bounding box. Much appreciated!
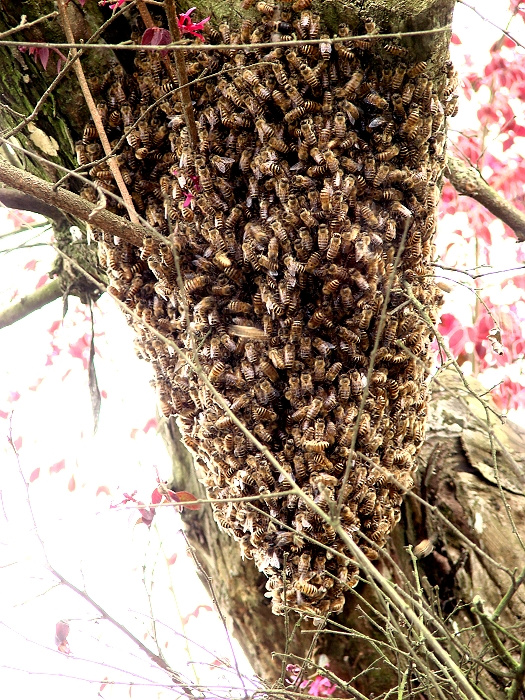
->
[445,155,525,242]
[0,187,69,228]
[0,278,62,329]
[0,160,147,248]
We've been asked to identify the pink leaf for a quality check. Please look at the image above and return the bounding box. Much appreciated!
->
[151,487,163,505]
[0,410,8,419]
[29,468,40,483]
[451,33,461,45]
[49,459,66,474]
[55,620,71,655]
[182,604,213,624]
[68,475,76,492]
[173,490,201,510]
[36,274,49,289]
[13,436,22,450]
[166,553,177,565]
[24,259,37,271]
[8,391,20,402]
[36,47,49,70]
[96,485,111,497]
[143,417,158,433]
[48,320,61,334]
[55,620,69,644]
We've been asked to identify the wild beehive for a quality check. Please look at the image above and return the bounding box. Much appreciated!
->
[80,0,455,616]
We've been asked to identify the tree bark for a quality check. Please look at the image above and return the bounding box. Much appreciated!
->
[2,1,525,698]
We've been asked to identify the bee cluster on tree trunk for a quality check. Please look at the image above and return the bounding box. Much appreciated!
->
[80,0,456,616]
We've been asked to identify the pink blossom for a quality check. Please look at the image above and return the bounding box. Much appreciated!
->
[177,7,210,39]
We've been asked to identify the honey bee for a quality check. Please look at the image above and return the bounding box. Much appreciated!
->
[364,91,389,110]
[385,43,408,57]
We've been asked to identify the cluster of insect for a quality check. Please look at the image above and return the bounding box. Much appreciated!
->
[80,0,456,616]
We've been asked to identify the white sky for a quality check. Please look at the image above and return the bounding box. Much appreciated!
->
[0,2,524,698]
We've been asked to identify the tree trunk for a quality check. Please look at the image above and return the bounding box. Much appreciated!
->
[1,1,524,698]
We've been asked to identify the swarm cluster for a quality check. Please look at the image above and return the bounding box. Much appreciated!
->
[80,1,455,616]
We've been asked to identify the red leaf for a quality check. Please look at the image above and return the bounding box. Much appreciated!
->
[166,553,177,565]
[24,259,37,271]
[29,468,40,482]
[13,436,22,450]
[96,485,111,496]
[101,390,107,399]
[49,459,66,474]
[48,320,61,334]
[35,274,49,289]
[450,33,461,45]
[503,36,516,49]
[143,417,158,433]
[55,620,69,644]
[138,504,155,527]
[68,475,76,492]
[36,46,49,70]
[0,410,8,419]
[173,490,201,510]
[182,604,213,624]
[151,487,163,505]
[141,27,172,46]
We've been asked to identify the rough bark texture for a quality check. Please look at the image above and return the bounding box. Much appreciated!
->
[2,1,524,698]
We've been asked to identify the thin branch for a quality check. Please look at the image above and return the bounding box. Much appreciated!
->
[456,0,525,51]
[164,0,199,148]
[56,0,139,225]
[0,25,453,53]
[0,160,147,247]
[0,11,59,40]
[6,424,195,697]
[0,278,61,329]
[445,155,525,242]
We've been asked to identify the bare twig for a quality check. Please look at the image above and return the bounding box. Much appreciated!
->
[445,156,525,242]
[0,25,453,53]
[56,0,139,225]
[0,11,58,40]
[456,1,525,51]
[164,0,199,148]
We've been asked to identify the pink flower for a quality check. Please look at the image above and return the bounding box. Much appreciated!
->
[177,7,210,39]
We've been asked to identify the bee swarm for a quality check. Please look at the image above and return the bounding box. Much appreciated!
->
[81,0,455,616]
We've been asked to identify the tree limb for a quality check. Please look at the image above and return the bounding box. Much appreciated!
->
[445,155,525,242]
[0,160,147,248]
[0,278,61,329]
